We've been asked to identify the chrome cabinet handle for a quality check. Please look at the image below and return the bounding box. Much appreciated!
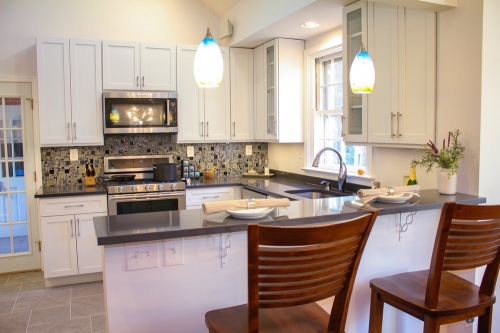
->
[203,196,220,199]
[397,112,402,137]
[64,205,84,208]
[77,219,80,237]
[142,76,145,87]
[391,112,396,138]
[67,123,70,140]
[233,122,236,137]
[200,122,204,137]
[341,116,346,137]
[70,219,74,237]
[73,123,76,140]
[136,76,139,87]
[206,122,209,137]
[273,120,277,136]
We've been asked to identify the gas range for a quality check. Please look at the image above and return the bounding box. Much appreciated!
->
[105,179,185,195]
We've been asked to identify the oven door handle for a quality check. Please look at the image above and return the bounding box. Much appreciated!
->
[108,193,185,202]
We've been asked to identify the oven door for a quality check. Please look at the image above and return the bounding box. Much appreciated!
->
[107,191,186,216]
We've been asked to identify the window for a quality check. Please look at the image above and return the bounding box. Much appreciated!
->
[311,50,367,174]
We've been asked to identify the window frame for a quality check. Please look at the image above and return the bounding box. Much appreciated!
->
[302,41,373,187]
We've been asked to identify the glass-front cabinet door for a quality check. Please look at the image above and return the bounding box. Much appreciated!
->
[342,0,368,143]
[265,40,278,140]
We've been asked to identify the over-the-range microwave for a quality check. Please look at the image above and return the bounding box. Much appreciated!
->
[103,91,178,134]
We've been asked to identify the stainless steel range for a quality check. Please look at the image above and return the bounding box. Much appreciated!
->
[102,155,186,216]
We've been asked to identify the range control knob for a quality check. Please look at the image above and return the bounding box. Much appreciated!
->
[158,184,164,191]
[131,185,138,192]
[145,185,152,191]
[171,183,177,190]
[118,186,124,193]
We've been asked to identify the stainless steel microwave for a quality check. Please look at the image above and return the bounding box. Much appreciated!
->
[103,91,178,134]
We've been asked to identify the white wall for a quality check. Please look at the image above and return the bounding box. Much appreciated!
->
[0,0,220,78]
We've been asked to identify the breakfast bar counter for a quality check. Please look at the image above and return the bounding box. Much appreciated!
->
[96,188,485,333]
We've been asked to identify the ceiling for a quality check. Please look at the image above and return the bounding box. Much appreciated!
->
[200,0,242,16]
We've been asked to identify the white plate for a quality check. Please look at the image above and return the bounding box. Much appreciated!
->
[376,193,414,203]
[226,207,274,219]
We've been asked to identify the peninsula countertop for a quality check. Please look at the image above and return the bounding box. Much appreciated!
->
[94,189,486,246]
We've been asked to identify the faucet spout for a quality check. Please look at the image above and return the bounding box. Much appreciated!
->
[312,147,347,192]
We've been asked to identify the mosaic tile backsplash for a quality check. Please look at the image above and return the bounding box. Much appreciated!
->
[41,134,268,186]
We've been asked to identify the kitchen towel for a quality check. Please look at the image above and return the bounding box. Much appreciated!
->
[203,198,291,215]
[357,185,420,204]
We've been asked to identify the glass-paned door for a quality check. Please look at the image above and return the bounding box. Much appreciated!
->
[0,82,40,273]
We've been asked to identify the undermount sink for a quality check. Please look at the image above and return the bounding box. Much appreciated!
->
[284,189,355,199]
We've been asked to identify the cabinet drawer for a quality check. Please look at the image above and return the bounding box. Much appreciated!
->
[186,187,234,207]
[39,195,107,216]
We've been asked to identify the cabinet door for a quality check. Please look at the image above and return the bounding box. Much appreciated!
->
[253,45,269,141]
[397,8,436,145]
[41,215,78,278]
[70,39,103,145]
[264,40,278,141]
[342,1,368,143]
[141,43,177,91]
[186,187,235,207]
[102,41,140,90]
[367,3,400,144]
[176,45,205,142]
[75,212,106,274]
[230,48,254,141]
[204,47,231,142]
[37,38,72,146]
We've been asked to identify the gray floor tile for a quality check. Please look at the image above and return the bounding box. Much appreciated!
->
[18,286,69,299]
[7,271,44,284]
[30,305,70,325]
[20,280,50,294]
[71,282,103,298]
[0,299,14,314]
[14,289,70,312]
[71,294,105,318]
[0,275,8,285]
[91,314,106,332]
[27,317,91,333]
[0,283,21,301]
[0,310,31,333]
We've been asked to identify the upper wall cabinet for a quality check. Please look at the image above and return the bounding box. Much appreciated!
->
[343,1,436,146]
[174,45,230,143]
[37,38,103,146]
[102,41,176,91]
[230,48,254,141]
[254,38,304,143]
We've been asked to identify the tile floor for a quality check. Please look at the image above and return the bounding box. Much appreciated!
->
[0,271,106,333]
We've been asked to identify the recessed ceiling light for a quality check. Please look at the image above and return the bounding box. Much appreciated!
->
[301,22,319,28]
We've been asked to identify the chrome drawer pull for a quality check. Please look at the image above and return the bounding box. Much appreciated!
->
[202,196,220,199]
[64,205,84,208]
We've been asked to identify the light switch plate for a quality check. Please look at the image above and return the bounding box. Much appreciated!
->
[126,242,159,271]
[165,238,184,266]
[69,149,78,161]
[245,145,252,156]
[187,146,194,157]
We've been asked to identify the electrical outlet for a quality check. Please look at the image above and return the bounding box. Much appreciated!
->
[69,149,78,161]
[187,146,194,157]
[126,242,159,271]
[245,145,252,156]
[165,238,184,266]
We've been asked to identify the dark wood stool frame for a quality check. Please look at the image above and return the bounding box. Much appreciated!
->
[369,202,500,333]
[205,211,379,333]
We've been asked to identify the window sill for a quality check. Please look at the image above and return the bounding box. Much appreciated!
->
[301,167,374,187]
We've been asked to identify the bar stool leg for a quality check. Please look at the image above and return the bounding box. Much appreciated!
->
[423,316,440,333]
[368,290,384,333]
[478,306,492,333]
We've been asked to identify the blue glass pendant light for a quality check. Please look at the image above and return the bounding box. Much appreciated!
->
[350,44,375,94]
[194,2,223,88]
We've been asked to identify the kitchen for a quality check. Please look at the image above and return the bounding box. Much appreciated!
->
[1,0,500,332]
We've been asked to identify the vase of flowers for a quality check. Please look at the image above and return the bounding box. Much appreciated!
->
[411,129,465,195]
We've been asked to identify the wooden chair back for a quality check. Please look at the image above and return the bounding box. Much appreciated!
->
[247,211,379,333]
[426,202,500,309]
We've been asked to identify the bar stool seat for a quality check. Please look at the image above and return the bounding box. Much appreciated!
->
[205,211,379,333]
[369,202,500,333]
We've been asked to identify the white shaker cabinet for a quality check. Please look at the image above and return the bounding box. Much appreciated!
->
[230,48,254,141]
[102,41,176,91]
[39,195,107,278]
[37,38,103,146]
[367,4,436,145]
[175,45,230,143]
[254,38,304,143]
[186,187,237,210]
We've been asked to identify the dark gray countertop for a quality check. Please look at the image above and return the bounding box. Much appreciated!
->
[94,189,486,246]
[35,185,107,197]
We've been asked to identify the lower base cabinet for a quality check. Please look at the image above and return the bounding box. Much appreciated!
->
[39,195,107,278]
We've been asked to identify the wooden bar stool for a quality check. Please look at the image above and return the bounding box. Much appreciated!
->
[369,202,500,333]
[205,211,379,333]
